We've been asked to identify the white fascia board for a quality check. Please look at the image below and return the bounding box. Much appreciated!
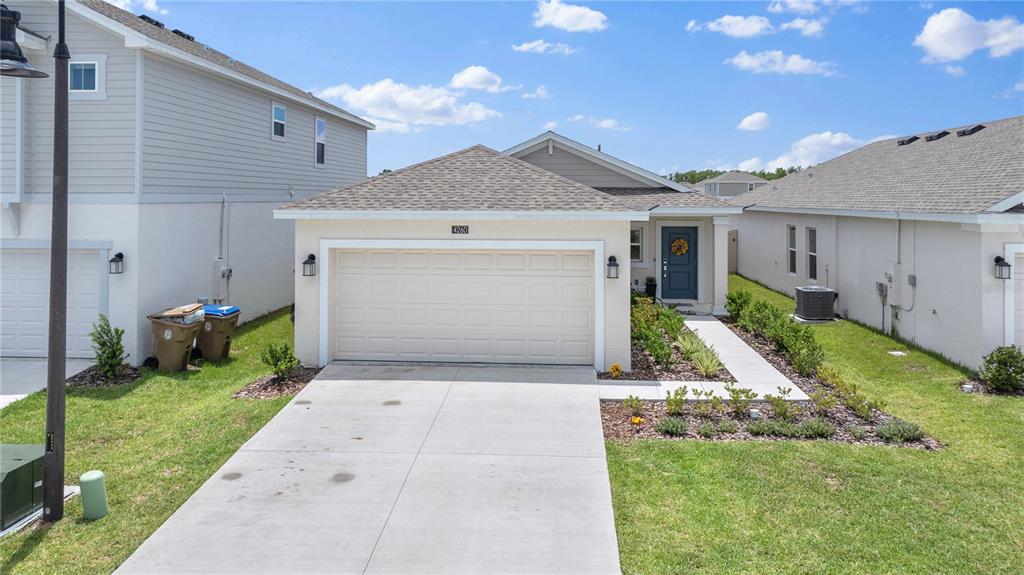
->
[986,191,1024,213]
[65,2,375,130]
[650,207,743,216]
[504,131,692,193]
[274,209,650,221]
[745,205,1024,225]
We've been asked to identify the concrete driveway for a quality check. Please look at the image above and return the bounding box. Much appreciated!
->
[0,358,92,409]
[117,364,620,575]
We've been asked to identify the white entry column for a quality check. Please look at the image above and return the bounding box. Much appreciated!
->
[713,216,730,315]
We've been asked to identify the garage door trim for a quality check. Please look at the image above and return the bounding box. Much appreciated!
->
[318,239,605,368]
[1005,242,1024,346]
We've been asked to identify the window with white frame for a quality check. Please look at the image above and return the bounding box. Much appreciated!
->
[272,103,286,139]
[807,227,818,280]
[69,62,97,91]
[787,225,797,274]
[67,54,107,100]
[630,228,643,262]
[314,117,326,165]
[748,183,756,192]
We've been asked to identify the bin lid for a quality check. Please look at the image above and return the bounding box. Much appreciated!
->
[151,303,204,318]
[203,304,240,317]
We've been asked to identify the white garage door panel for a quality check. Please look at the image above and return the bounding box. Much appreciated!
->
[1,249,101,358]
[1015,254,1023,348]
[334,249,594,365]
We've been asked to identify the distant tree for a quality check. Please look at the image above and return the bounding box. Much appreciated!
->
[378,169,393,176]
[665,166,804,184]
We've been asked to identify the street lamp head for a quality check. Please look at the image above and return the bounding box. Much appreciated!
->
[1,4,49,78]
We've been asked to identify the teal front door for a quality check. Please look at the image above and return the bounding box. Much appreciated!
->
[661,227,698,300]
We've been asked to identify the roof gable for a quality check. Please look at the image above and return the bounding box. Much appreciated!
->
[705,170,768,184]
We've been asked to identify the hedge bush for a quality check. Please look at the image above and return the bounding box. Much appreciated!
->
[736,298,824,376]
[979,345,1024,394]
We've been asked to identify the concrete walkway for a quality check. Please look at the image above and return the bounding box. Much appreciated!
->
[117,364,619,575]
[0,358,93,409]
[599,315,807,401]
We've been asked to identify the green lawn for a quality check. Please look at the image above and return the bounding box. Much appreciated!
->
[607,275,1024,574]
[0,309,295,574]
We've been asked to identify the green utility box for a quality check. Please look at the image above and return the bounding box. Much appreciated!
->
[1,444,45,530]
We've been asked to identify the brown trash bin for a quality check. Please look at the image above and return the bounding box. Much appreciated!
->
[148,303,204,372]
[195,305,240,361]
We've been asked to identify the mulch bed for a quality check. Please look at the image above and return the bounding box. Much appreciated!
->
[598,326,735,382]
[957,378,1024,397]
[66,365,142,388]
[233,366,320,399]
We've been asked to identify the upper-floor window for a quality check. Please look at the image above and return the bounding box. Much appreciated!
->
[786,225,797,274]
[314,117,326,166]
[272,103,286,139]
[807,227,818,280]
[630,228,643,262]
[748,183,756,192]
[69,62,97,91]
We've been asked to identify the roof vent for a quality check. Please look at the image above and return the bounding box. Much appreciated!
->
[925,130,950,142]
[956,124,985,137]
[897,136,919,146]
[138,15,165,29]
[171,29,195,42]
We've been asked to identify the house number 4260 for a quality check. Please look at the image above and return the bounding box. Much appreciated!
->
[451,225,470,234]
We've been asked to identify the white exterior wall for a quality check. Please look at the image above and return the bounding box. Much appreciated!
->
[736,210,1024,368]
[291,219,633,371]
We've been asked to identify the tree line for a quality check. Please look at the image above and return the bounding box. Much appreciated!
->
[665,166,803,185]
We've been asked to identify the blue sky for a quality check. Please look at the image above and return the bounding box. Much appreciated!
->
[136,1,1023,176]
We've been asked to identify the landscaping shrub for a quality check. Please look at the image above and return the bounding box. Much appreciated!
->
[657,307,685,341]
[691,346,724,378]
[261,342,299,379]
[797,417,836,439]
[608,363,623,379]
[717,420,738,434]
[630,296,660,338]
[655,416,688,437]
[809,390,838,416]
[738,300,784,335]
[782,324,825,376]
[665,387,688,416]
[763,387,798,422]
[90,314,128,379]
[849,426,866,440]
[875,420,924,443]
[821,365,884,421]
[623,394,644,416]
[647,333,674,367]
[725,384,758,417]
[747,419,798,437]
[697,422,716,438]
[979,345,1024,394]
[675,332,705,360]
[725,289,752,318]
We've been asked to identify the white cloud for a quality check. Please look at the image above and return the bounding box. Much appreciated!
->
[725,50,837,76]
[533,0,608,32]
[737,112,771,131]
[568,114,631,131]
[705,15,774,38]
[914,8,1024,62]
[511,39,579,55]
[739,130,864,170]
[522,85,551,99]
[995,80,1024,99]
[106,0,168,15]
[767,0,818,15]
[315,78,500,133]
[944,65,966,77]
[781,17,828,37]
[449,65,519,93]
[542,120,559,130]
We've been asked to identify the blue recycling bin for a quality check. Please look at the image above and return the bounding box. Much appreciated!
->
[195,304,241,361]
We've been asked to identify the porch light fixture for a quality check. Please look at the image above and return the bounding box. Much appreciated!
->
[606,256,619,279]
[0,4,49,78]
[994,256,1011,280]
[108,252,124,274]
[302,254,317,277]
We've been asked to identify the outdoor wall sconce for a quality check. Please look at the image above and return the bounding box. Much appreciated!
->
[606,255,619,279]
[302,254,317,277]
[994,256,1011,280]
[108,252,124,275]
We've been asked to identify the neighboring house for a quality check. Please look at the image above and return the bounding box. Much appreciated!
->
[276,133,740,371]
[701,170,768,199]
[731,115,1024,369]
[0,0,372,364]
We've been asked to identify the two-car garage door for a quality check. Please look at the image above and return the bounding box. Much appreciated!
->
[333,249,595,365]
[1,249,101,358]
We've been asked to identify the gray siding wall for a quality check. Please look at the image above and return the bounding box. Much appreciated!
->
[2,4,136,196]
[141,53,367,197]
[518,146,649,188]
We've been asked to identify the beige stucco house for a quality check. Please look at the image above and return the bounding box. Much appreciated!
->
[732,115,1024,370]
[276,133,740,371]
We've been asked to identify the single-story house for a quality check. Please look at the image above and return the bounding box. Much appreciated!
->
[731,115,1024,369]
[275,133,741,371]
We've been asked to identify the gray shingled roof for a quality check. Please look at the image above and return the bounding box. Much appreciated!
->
[732,115,1024,215]
[79,0,371,128]
[596,188,735,211]
[283,146,641,212]
[704,170,768,184]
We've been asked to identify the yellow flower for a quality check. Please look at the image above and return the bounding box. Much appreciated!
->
[609,363,622,379]
[631,416,644,425]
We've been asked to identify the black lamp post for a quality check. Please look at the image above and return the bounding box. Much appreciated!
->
[2,0,70,523]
